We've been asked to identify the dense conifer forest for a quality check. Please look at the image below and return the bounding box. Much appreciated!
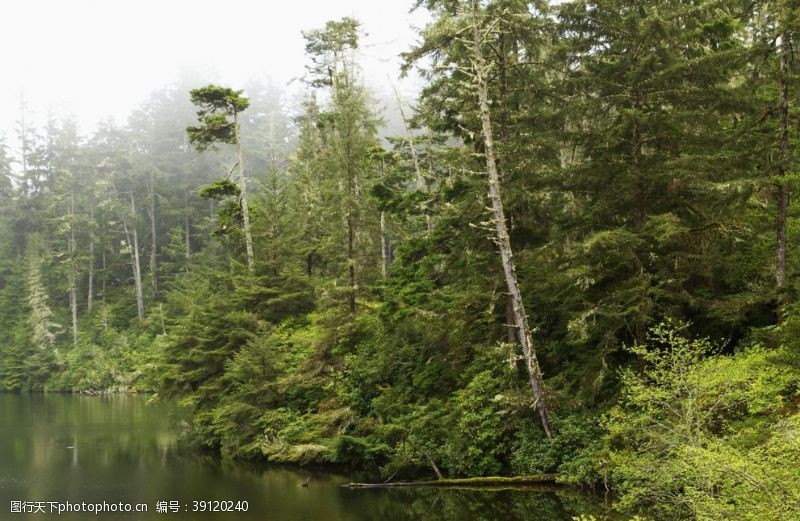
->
[1,1,799,518]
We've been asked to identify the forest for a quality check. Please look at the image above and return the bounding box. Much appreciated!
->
[1,1,799,519]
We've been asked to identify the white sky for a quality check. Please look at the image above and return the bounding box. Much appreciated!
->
[0,0,428,140]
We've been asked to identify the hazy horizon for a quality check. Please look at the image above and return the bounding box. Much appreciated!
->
[0,0,428,143]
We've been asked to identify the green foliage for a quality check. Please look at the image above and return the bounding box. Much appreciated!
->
[48,329,140,392]
[187,85,250,150]
[606,321,800,519]
[199,179,240,200]
[512,414,604,485]
[25,238,61,351]
[1,5,799,518]
[332,434,390,467]
[443,371,510,475]
[302,17,361,87]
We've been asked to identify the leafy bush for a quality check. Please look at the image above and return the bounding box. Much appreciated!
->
[49,329,140,392]
[605,321,800,520]
[443,370,511,476]
[332,434,390,467]
[512,413,604,483]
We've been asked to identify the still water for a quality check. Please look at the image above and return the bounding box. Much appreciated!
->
[0,394,614,520]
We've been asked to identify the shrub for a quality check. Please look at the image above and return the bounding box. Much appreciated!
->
[606,320,800,520]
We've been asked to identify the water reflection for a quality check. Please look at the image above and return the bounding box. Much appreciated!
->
[0,394,615,520]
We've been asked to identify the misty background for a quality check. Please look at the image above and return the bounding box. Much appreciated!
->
[0,0,428,149]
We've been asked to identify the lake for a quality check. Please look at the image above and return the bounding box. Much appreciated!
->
[0,394,615,520]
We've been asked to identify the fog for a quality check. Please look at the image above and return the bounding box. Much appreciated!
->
[0,0,428,138]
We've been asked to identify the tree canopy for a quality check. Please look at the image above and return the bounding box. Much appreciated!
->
[1,4,799,519]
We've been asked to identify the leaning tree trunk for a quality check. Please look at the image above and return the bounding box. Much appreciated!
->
[469,2,554,438]
[233,112,255,272]
[393,85,432,233]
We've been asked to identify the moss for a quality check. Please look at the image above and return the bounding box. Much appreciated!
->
[343,474,563,489]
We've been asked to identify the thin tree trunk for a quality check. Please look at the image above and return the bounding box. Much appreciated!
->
[69,186,78,346]
[131,200,144,321]
[122,194,145,321]
[406,437,444,480]
[776,24,790,290]
[381,211,387,279]
[379,158,390,278]
[470,2,553,438]
[101,248,108,332]
[185,210,191,261]
[233,112,255,272]
[392,85,432,232]
[87,203,94,313]
[148,172,159,299]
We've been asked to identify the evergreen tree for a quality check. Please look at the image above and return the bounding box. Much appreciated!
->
[302,18,383,315]
[555,0,759,352]
[25,235,62,354]
[188,85,255,271]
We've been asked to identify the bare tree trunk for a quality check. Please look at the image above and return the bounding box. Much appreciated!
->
[148,172,159,299]
[776,24,790,290]
[131,200,144,321]
[379,158,390,278]
[470,3,553,438]
[69,186,78,346]
[87,203,94,313]
[185,210,191,261]
[392,85,432,233]
[506,296,517,343]
[233,112,255,272]
[506,296,518,369]
[101,248,108,332]
[497,34,516,328]
[381,211,388,279]
[122,194,145,321]
[405,437,444,480]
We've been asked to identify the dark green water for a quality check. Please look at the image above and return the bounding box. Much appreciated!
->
[0,394,614,520]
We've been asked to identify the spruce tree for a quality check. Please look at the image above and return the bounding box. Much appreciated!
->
[188,85,255,271]
[302,18,382,315]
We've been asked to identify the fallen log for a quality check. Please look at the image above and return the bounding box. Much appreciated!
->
[342,474,561,489]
